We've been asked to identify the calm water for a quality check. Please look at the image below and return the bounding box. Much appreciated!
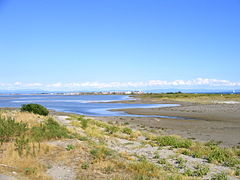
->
[0,94,179,118]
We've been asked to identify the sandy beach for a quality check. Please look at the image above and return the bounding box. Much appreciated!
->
[94,98,240,147]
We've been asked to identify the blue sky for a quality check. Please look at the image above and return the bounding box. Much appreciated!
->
[0,0,240,90]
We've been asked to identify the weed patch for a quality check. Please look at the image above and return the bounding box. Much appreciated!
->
[154,136,192,148]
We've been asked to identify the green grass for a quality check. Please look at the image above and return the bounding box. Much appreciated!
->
[77,116,90,129]
[181,142,240,168]
[0,117,28,144]
[66,144,75,151]
[154,136,192,148]
[176,157,186,169]
[105,125,119,134]
[211,172,228,180]
[207,146,239,167]
[121,127,133,135]
[31,118,71,141]
[90,146,114,160]
[183,164,209,177]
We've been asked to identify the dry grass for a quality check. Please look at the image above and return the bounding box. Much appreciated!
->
[1,110,238,180]
[0,142,53,180]
[0,110,48,127]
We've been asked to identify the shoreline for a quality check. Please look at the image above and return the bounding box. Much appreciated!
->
[107,97,240,147]
[1,96,240,147]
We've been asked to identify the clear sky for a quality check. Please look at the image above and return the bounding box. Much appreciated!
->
[0,0,240,90]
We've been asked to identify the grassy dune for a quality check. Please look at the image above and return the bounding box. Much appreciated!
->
[0,110,239,179]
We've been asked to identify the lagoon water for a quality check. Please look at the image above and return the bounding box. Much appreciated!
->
[0,94,178,117]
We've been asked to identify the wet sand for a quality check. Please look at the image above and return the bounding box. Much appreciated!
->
[95,101,240,147]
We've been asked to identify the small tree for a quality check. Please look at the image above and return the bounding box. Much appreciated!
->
[20,104,49,116]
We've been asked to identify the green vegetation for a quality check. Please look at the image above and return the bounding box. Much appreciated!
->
[122,127,133,135]
[154,136,192,148]
[90,146,114,160]
[66,144,75,151]
[182,142,240,168]
[1,111,239,180]
[76,116,90,129]
[20,103,49,116]
[157,158,167,165]
[31,118,71,141]
[0,115,72,157]
[0,117,28,144]
[105,125,119,134]
[208,146,239,167]
[24,167,37,175]
[139,93,240,104]
[128,160,163,179]
[81,162,89,169]
[235,167,240,176]
[194,164,210,177]
[184,164,209,177]
[211,172,228,180]
[176,157,186,169]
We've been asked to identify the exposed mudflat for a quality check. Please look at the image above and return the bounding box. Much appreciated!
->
[94,102,240,147]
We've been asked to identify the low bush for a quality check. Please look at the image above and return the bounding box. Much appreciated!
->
[81,162,89,169]
[211,172,228,180]
[90,146,114,160]
[105,125,119,134]
[66,144,75,151]
[20,104,49,116]
[154,136,192,148]
[184,164,209,177]
[31,118,70,141]
[80,118,89,129]
[0,117,28,144]
[208,146,239,167]
[176,157,186,169]
[122,127,133,135]
[194,164,210,177]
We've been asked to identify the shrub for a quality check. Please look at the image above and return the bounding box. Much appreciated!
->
[0,117,28,144]
[80,118,89,129]
[66,144,75,151]
[208,146,239,167]
[122,127,133,135]
[157,158,167,164]
[194,164,210,177]
[211,172,228,180]
[154,136,192,148]
[90,146,114,160]
[176,157,186,169]
[105,125,119,134]
[81,162,89,169]
[235,167,240,176]
[184,164,209,177]
[24,167,37,175]
[31,118,70,141]
[20,104,49,116]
